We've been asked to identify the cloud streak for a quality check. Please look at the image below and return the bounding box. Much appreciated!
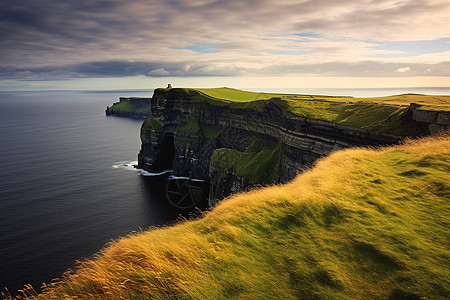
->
[0,0,449,80]
[1,60,448,80]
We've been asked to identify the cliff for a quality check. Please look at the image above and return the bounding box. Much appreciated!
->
[106,97,151,118]
[137,88,449,204]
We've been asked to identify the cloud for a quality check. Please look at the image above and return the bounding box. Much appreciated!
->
[395,67,411,73]
[0,0,449,80]
[148,68,170,76]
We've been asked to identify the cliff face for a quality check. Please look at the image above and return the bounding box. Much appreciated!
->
[138,88,420,203]
[410,105,450,134]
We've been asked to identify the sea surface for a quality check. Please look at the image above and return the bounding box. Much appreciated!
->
[0,90,181,294]
[0,87,448,295]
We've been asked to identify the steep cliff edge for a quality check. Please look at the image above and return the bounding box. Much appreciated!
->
[138,88,449,203]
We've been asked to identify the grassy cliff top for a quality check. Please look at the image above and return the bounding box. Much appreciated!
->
[156,87,447,136]
[193,87,450,111]
[195,87,309,102]
[15,135,449,299]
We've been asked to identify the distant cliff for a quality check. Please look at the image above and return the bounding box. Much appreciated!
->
[137,88,450,204]
[106,97,151,118]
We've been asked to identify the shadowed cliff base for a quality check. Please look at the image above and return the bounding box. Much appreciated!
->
[6,134,449,299]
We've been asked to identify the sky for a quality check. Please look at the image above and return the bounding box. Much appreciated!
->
[0,0,449,91]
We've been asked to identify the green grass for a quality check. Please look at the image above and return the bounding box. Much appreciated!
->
[194,87,450,111]
[349,94,450,111]
[285,100,420,136]
[10,135,449,300]
[195,87,301,102]
[107,99,151,115]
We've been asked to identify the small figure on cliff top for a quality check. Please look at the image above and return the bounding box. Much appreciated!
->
[167,84,172,89]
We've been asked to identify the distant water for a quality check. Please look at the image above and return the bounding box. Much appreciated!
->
[0,91,182,294]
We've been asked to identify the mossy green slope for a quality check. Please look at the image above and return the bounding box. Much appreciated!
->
[17,135,449,300]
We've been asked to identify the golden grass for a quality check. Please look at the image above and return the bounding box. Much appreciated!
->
[6,134,450,299]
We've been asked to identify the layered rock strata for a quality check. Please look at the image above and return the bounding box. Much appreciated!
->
[138,89,438,204]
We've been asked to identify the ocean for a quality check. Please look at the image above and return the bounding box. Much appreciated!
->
[0,87,448,294]
[0,90,181,294]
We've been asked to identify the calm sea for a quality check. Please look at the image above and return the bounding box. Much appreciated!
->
[0,87,448,295]
[0,90,182,294]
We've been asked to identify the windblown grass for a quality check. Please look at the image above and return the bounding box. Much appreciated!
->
[7,135,449,299]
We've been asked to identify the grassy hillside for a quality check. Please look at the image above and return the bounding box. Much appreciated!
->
[196,87,450,111]
[284,100,417,136]
[349,94,450,111]
[196,87,301,102]
[106,98,151,115]
[10,135,449,299]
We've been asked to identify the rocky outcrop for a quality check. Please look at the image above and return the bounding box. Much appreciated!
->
[138,88,432,204]
[409,103,450,135]
[106,97,151,118]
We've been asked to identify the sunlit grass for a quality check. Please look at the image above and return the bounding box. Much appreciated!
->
[350,94,450,111]
[7,134,449,299]
[196,87,301,102]
[196,87,450,111]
